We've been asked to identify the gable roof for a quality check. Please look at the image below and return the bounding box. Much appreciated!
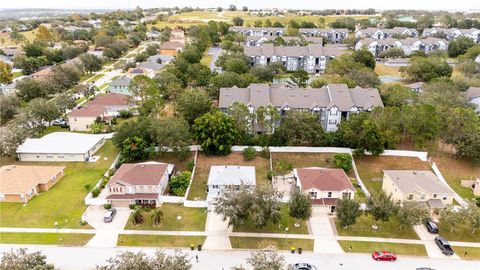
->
[160,41,185,50]
[69,105,107,117]
[467,87,480,99]
[109,76,132,87]
[295,167,354,192]
[16,132,105,154]
[0,165,65,194]
[383,170,454,195]
[207,166,256,186]
[244,44,346,58]
[88,93,130,106]
[108,161,172,186]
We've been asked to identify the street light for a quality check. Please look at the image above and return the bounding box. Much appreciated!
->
[54,221,59,243]
[285,227,289,245]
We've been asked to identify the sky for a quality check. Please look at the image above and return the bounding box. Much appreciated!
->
[3,0,480,11]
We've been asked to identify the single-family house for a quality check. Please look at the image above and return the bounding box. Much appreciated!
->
[0,54,13,66]
[16,132,105,162]
[146,30,161,40]
[207,166,256,201]
[2,46,24,58]
[109,76,132,95]
[219,83,384,132]
[138,61,165,74]
[31,67,53,80]
[466,87,480,113]
[406,82,425,93]
[127,67,155,78]
[294,167,355,213]
[0,165,65,203]
[299,28,349,43]
[170,28,186,44]
[229,26,285,37]
[382,170,455,208]
[159,41,185,56]
[106,161,174,207]
[0,81,17,95]
[147,54,174,64]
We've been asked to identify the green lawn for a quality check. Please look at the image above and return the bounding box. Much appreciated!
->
[12,71,23,78]
[230,237,314,251]
[0,140,118,228]
[351,179,368,203]
[338,241,427,256]
[200,54,213,67]
[84,73,104,83]
[118,234,206,248]
[124,203,207,231]
[354,156,432,194]
[233,205,308,234]
[452,246,480,260]
[0,232,93,245]
[335,214,419,239]
[188,152,270,200]
[439,221,480,243]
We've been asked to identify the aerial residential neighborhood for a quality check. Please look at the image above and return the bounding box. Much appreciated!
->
[0,1,479,270]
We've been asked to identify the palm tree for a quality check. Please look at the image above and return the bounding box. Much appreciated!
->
[151,209,164,227]
[132,207,144,225]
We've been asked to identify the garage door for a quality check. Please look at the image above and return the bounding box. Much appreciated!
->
[111,200,131,208]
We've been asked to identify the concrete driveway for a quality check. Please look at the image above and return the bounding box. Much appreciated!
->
[203,210,232,250]
[309,208,344,254]
[414,225,460,259]
[83,205,131,248]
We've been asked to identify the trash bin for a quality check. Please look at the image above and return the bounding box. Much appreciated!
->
[298,247,302,254]
[290,247,296,254]
[197,244,202,251]
[190,244,194,251]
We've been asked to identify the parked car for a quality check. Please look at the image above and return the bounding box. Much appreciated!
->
[425,220,438,233]
[104,208,117,223]
[52,119,67,126]
[372,251,397,261]
[416,268,435,270]
[292,263,317,270]
[434,236,454,255]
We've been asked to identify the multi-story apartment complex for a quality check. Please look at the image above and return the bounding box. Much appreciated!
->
[355,37,448,57]
[422,28,480,43]
[230,26,349,43]
[355,27,419,40]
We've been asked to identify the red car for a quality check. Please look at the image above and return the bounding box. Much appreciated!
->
[372,251,397,261]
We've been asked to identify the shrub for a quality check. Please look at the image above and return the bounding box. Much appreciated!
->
[243,146,256,161]
[132,208,144,225]
[103,204,112,209]
[91,188,101,198]
[129,204,136,210]
[84,184,92,192]
[108,169,115,176]
[267,170,274,180]
[186,160,195,172]
[260,146,270,159]
[169,171,192,196]
[100,176,110,188]
[333,153,353,172]
[119,110,133,118]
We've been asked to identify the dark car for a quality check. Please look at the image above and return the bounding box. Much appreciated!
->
[104,208,117,223]
[372,251,397,261]
[292,263,317,270]
[425,220,438,233]
[434,236,454,255]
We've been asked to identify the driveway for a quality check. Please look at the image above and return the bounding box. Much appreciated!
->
[414,225,460,259]
[309,208,344,254]
[202,210,232,250]
[83,205,131,248]
[207,46,223,73]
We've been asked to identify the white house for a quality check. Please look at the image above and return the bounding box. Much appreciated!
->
[206,166,256,201]
[16,132,105,162]
[466,87,480,113]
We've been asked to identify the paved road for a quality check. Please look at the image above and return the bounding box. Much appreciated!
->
[1,244,478,270]
[207,46,223,73]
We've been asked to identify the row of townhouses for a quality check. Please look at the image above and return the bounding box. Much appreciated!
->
[244,44,346,73]
[229,26,349,43]
[355,37,448,57]
[422,27,480,43]
[246,35,323,46]
[219,83,384,132]
[355,27,419,40]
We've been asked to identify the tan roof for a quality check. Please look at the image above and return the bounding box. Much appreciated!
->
[89,93,130,106]
[69,105,106,117]
[160,41,185,50]
[383,170,454,195]
[296,167,355,192]
[108,162,172,186]
[32,67,53,77]
[467,87,480,99]
[0,165,65,194]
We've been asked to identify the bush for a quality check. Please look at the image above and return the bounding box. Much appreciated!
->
[260,146,270,159]
[119,110,133,119]
[333,153,353,172]
[84,184,92,192]
[108,169,115,176]
[91,188,101,198]
[103,204,112,209]
[169,171,192,196]
[100,176,110,189]
[186,160,195,172]
[129,204,136,210]
[243,146,256,161]
[267,170,274,180]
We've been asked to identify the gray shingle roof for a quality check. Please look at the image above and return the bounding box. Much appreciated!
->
[383,170,454,195]
[244,44,346,58]
[109,76,132,87]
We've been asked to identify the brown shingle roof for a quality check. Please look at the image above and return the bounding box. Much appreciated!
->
[108,162,170,186]
[69,106,106,117]
[160,41,185,50]
[88,93,130,106]
[296,167,354,192]
[0,165,65,194]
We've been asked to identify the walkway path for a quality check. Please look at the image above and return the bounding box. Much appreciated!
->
[202,210,232,250]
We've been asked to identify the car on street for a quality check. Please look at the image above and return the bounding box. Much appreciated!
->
[434,236,454,255]
[372,251,397,261]
[416,268,435,270]
[292,263,317,270]
[425,220,439,233]
[103,208,117,223]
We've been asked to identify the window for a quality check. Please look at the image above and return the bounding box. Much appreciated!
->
[309,192,317,199]
[433,194,437,198]
[212,185,219,189]
[408,194,414,200]
[420,194,426,200]
[328,120,337,125]
[443,196,447,201]
[46,155,53,158]
[327,192,332,198]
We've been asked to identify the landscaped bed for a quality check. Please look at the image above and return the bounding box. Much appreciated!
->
[0,232,94,245]
[335,214,419,239]
[0,140,118,228]
[354,155,431,194]
[233,205,308,234]
[230,236,314,251]
[337,240,427,256]
[117,234,206,248]
[187,152,270,201]
[124,203,207,231]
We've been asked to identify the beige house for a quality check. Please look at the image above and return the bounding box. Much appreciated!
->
[0,165,65,203]
[106,161,174,207]
[382,170,454,208]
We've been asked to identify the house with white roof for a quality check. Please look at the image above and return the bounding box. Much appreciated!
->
[16,132,105,162]
[466,87,480,113]
[206,166,256,201]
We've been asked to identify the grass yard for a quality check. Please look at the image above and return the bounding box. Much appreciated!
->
[335,214,419,239]
[151,152,195,172]
[0,140,118,228]
[187,152,270,200]
[337,240,427,256]
[12,71,23,78]
[230,237,314,251]
[86,73,104,83]
[452,246,480,260]
[0,30,36,46]
[118,234,206,248]
[432,154,479,201]
[374,64,401,76]
[354,155,431,194]
[233,205,308,234]
[439,221,480,243]
[124,203,207,231]
[200,54,213,67]
[0,232,93,245]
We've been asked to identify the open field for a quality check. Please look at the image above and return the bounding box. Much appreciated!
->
[335,214,419,239]
[124,203,207,231]
[230,237,314,251]
[187,152,270,200]
[118,235,206,248]
[432,154,479,201]
[0,140,118,228]
[374,64,401,76]
[0,30,36,46]
[0,232,93,245]
[439,221,480,243]
[354,155,431,194]
[233,205,308,234]
[337,240,427,256]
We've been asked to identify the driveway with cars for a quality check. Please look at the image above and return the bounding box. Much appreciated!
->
[414,225,460,259]
[83,205,131,247]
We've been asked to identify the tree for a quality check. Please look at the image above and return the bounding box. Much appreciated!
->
[378,47,405,59]
[0,60,13,84]
[193,111,238,155]
[15,77,47,102]
[225,58,249,74]
[289,70,309,88]
[169,171,192,196]
[250,66,275,82]
[128,75,163,116]
[242,6,248,11]
[90,121,105,134]
[151,209,163,227]
[448,37,476,57]
[288,188,312,220]
[55,93,76,114]
[149,250,192,270]
[243,146,256,161]
[0,248,54,270]
[0,95,19,124]
[465,201,480,234]
[333,153,353,172]
[35,25,54,44]
[352,49,376,69]
[176,88,211,126]
[367,192,398,222]
[439,206,463,233]
[277,111,324,146]
[132,207,144,225]
[396,201,429,229]
[23,41,46,57]
[152,117,191,160]
[379,84,412,107]
[336,199,362,227]
[400,57,452,82]
[229,102,254,135]
[26,98,61,126]
[120,136,150,163]
[356,119,385,155]
[80,53,103,73]
[98,250,192,270]
[246,251,285,270]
